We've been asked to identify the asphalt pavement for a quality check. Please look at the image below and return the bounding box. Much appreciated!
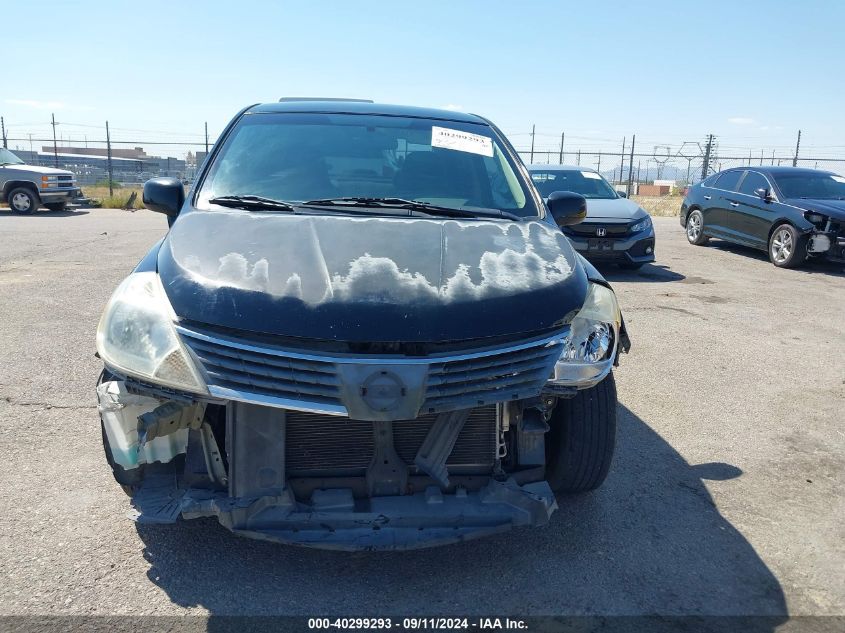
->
[0,209,842,620]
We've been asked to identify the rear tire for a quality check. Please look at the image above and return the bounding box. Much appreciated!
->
[769,223,807,268]
[545,373,617,493]
[44,202,67,212]
[8,187,39,214]
[685,209,709,245]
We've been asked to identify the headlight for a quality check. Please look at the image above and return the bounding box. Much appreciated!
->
[549,282,620,388]
[804,212,826,226]
[630,215,652,233]
[96,272,207,393]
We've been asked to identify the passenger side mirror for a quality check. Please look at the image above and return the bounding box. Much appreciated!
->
[143,177,185,217]
[547,191,587,227]
[617,190,628,198]
[754,187,772,202]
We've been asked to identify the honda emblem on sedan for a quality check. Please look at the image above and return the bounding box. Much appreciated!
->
[596,227,607,237]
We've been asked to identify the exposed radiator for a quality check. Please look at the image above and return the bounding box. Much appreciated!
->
[285,407,497,477]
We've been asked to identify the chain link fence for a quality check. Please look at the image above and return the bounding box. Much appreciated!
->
[3,120,845,193]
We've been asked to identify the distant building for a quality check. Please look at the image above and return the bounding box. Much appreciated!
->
[16,148,186,185]
[42,146,149,160]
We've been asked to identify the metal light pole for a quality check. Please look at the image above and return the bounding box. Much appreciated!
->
[51,113,59,167]
[106,121,114,197]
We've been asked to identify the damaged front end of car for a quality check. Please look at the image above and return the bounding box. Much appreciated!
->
[95,261,627,550]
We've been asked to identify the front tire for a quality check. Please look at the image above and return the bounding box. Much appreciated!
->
[685,209,708,245]
[769,223,807,268]
[8,187,40,214]
[545,373,617,493]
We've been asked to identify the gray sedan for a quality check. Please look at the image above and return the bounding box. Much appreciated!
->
[528,165,655,269]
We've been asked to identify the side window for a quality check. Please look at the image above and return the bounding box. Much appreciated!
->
[738,171,771,196]
[702,174,719,187]
[713,171,742,192]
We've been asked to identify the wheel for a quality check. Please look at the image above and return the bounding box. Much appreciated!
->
[545,373,617,493]
[7,187,40,214]
[769,223,807,268]
[44,202,67,212]
[685,209,708,245]
[618,262,644,270]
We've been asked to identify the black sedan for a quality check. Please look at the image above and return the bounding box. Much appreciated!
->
[681,166,845,268]
[528,165,655,270]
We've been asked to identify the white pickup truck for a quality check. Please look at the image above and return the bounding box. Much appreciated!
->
[0,148,80,213]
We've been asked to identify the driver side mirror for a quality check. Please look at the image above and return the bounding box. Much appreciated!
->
[547,191,587,227]
[754,187,772,202]
[617,190,628,198]
[143,177,185,217]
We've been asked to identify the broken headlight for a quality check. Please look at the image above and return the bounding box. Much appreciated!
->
[549,282,620,387]
[96,272,207,394]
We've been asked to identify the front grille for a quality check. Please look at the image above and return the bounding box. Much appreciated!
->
[179,325,563,415]
[179,328,343,409]
[285,407,497,476]
[566,222,630,237]
[421,343,562,414]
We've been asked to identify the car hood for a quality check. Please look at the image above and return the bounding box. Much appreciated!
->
[2,163,74,176]
[583,197,647,220]
[785,198,845,221]
[157,210,588,343]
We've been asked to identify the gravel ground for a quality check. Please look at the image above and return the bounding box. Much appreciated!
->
[0,209,842,621]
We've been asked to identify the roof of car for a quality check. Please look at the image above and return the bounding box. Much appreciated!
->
[248,100,487,124]
[527,164,596,172]
[721,165,834,176]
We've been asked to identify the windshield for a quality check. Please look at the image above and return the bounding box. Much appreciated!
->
[197,112,536,217]
[773,172,845,199]
[530,169,619,199]
[0,148,24,166]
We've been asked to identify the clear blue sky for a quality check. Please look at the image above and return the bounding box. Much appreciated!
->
[4,0,844,158]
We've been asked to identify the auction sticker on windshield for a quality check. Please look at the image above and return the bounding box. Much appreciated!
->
[431,126,494,157]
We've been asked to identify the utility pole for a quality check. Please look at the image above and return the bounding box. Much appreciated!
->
[627,135,635,195]
[51,113,59,167]
[1,116,6,149]
[28,133,33,159]
[529,124,535,164]
[619,137,626,185]
[760,148,764,166]
[701,134,714,180]
[205,122,209,154]
[792,130,801,167]
[106,120,114,197]
[576,149,581,166]
[596,152,601,173]
[558,132,564,164]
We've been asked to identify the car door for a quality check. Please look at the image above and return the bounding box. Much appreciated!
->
[726,170,777,248]
[707,170,743,238]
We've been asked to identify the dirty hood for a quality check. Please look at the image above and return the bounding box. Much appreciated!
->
[157,210,587,343]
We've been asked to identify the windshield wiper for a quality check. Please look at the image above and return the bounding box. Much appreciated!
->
[208,195,298,212]
[302,197,522,221]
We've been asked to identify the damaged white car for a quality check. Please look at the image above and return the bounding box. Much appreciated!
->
[96,99,631,549]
